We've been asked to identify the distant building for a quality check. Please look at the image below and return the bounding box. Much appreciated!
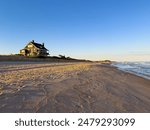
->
[20,40,49,57]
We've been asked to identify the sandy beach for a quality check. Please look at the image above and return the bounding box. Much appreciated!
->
[0,62,150,113]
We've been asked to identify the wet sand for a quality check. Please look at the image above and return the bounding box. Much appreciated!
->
[0,62,150,112]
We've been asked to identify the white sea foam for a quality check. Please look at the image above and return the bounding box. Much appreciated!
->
[112,61,150,80]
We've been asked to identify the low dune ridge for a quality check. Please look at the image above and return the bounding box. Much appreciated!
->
[0,62,150,112]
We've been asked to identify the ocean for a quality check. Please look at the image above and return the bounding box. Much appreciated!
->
[112,61,150,80]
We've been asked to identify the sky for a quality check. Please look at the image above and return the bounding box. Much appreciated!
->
[0,0,150,61]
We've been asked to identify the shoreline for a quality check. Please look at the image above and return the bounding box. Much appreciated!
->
[0,62,150,112]
[109,64,150,81]
[111,62,150,80]
[117,68,150,80]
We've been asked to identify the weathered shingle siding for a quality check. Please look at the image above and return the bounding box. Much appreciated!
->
[20,41,49,56]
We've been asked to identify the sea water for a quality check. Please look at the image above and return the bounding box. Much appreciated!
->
[112,61,150,80]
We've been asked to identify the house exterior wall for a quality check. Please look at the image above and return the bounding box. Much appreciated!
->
[20,49,26,56]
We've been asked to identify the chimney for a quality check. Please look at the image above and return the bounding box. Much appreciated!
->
[32,40,34,43]
[42,43,44,47]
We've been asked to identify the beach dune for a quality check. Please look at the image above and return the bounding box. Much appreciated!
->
[0,62,150,112]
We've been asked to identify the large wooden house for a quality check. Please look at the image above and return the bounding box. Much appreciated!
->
[20,40,49,57]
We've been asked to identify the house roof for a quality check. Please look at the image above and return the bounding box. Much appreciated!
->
[31,41,48,50]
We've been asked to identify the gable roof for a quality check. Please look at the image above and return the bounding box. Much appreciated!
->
[30,41,48,50]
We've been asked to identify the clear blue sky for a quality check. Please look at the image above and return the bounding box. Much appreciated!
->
[0,0,150,61]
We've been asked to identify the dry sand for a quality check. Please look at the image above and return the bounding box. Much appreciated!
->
[0,62,150,113]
